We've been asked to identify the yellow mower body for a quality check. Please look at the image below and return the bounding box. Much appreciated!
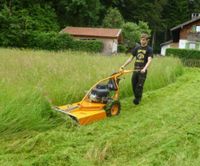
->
[53,69,134,125]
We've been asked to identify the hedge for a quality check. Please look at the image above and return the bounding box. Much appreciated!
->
[118,44,127,53]
[0,31,103,53]
[166,48,200,59]
[72,40,103,53]
[31,32,103,52]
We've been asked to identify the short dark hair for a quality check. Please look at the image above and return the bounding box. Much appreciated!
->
[140,33,150,40]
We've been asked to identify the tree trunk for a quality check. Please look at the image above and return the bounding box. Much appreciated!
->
[164,30,168,41]
[152,31,156,49]
[9,0,12,16]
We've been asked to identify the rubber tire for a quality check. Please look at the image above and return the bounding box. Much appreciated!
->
[105,100,121,117]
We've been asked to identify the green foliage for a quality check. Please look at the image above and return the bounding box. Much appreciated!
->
[102,8,124,28]
[122,22,140,48]
[0,4,59,47]
[138,21,151,34]
[31,32,74,50]
[162,0,190,29]
[0,27,103,52]
[72,40,103,52]
[122,21,151,48]
[188,0,200,13]
[166,48,200,59]
[32,32,103,52]
[1,0,200,54]
[55,0,102,27]
[117,44,127,53]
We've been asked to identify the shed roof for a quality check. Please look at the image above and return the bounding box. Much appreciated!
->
[60,27,122,38]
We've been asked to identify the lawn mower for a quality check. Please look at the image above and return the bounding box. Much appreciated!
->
[53,69,134,125]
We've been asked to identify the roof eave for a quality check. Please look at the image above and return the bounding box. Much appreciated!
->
[71,34,119,39]
[160,40,173,46]
[170,17,200,31]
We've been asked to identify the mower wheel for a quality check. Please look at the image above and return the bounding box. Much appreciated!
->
[105,100,121,117]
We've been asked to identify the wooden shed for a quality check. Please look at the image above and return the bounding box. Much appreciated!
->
[60,27,122,54]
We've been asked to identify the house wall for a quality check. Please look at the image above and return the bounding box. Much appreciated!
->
[178,39,200,50]
[161,44,170,55]
[100,38,118,54]
[180,20,200,39]
[185,41,200,50]
[179,40,187,48]
[161,43,179,55]
[73,36,118,54]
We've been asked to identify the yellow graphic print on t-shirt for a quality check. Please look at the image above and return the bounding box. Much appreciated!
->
[136,49,146,62]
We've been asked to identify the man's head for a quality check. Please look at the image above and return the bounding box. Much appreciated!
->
[140,33,150,47]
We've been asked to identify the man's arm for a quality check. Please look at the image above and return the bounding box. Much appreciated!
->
[141,57,152,73]
[120,55,134,69]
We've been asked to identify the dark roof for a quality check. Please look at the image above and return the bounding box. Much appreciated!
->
[61,27,122,38]
[171,17,200,31]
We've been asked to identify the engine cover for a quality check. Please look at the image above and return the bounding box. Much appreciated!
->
[89,84,109,102]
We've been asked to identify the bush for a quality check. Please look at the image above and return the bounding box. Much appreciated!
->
[72,40,103,52]
[11,31,103,52]
[166,48,200,59]
[31,32,74,50]
[118,44,127,53]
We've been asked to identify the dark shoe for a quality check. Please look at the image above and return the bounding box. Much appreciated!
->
[133,98,140,105]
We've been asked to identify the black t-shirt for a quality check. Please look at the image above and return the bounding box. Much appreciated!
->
[131,45,153,70]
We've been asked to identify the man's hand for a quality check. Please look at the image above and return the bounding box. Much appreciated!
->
[140,57,152,73]
[119,66,124,71]
[140,68,146,73]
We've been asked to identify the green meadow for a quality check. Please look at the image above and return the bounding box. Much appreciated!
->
[1,48,200,165]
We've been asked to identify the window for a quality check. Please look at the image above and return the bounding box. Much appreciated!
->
[192,25,196,32]
[196,26,200,32]
[191,25,200,32]
[189,43,196,49]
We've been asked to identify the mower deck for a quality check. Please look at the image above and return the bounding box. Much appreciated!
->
[55,101,107,125]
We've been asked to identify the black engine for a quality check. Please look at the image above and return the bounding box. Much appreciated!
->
[89,78,119,103]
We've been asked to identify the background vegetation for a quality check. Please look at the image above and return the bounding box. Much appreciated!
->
[166,48,200,67]
[1,0,200,52]
[166,48,200,59]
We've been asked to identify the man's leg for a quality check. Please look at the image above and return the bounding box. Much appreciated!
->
[135,72,147,103]
[131,72,139,103]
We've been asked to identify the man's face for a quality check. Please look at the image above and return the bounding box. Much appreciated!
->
[140,37,148,46]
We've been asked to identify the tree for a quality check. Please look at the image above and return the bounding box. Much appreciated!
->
[102,8,124,28]
[162,0,189,29]
[52,0,103,27]
[122,21,151,49]
[0,2,59,47]
[188,0,200,13]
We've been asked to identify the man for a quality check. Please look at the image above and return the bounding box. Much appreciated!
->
[120,33,153,105]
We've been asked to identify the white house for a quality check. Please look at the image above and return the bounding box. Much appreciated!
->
[161,13,200,55]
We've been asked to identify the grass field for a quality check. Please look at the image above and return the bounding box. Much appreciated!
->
[1,48,200,165]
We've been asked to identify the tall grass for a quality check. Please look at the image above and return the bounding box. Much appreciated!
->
[0,48,183,133]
